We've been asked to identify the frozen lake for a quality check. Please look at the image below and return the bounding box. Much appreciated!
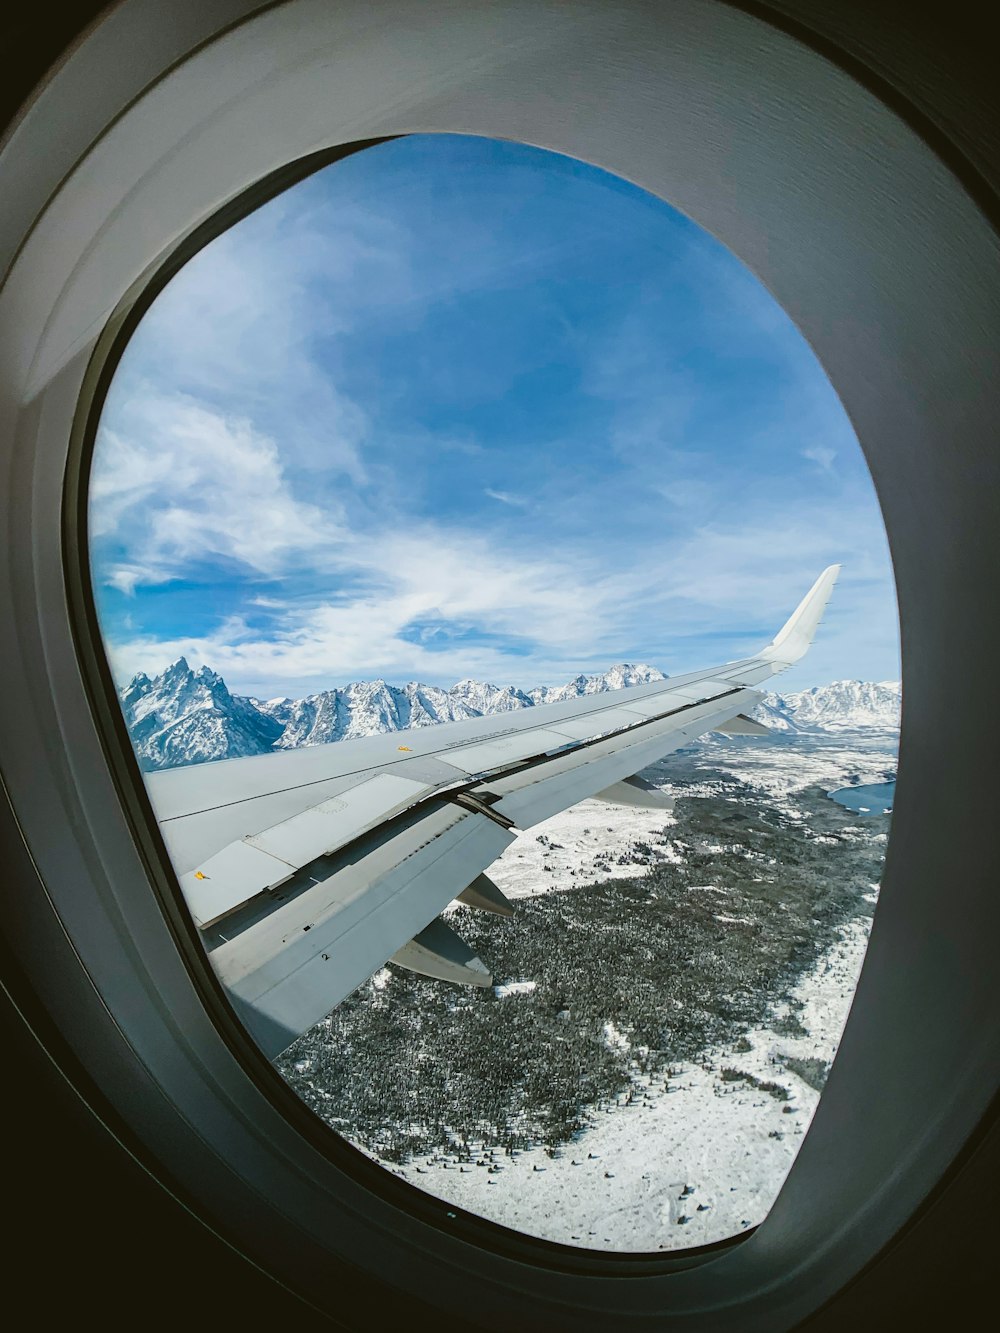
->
[829,780,895,815]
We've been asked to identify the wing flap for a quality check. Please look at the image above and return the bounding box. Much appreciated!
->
[487,690,759,829]
[435,726,580,775]
[215,805,515,1056]
[181,772,432,927]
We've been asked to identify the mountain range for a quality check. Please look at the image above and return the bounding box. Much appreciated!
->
[118,659,902,771]
[755,679,901,733]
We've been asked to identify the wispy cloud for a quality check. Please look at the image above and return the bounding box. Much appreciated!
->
[802,444,837,473]
[104,488,895,696]
[91,391,349,592]
[484,488,529,507]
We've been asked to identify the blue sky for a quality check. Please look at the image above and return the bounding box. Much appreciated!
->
[90,134,898,699]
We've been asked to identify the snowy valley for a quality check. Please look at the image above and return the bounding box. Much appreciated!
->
[120,658,898,1252]
[279,729,895,1251]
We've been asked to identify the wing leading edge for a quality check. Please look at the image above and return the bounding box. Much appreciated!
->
[145,566,840,1055]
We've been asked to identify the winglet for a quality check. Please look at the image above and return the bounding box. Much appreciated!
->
[760,565,841,666]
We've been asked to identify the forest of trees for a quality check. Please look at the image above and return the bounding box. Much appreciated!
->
[278,771,885,1166]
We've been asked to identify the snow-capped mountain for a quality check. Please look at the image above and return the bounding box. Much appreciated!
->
[119,661,900,771]
[252,664,667,750]
[119,659,282,770]
[257,679,488,749]
[450,679,535,715]
[753,680,901,732]
[528,663,667,705]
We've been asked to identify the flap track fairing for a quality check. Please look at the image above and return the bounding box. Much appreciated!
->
[390,916,493,986]
[457,873,515,917]
[593,775,674,810]
[713,713,770,736]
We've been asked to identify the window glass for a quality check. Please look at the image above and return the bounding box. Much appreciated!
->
[89,134,898,1251]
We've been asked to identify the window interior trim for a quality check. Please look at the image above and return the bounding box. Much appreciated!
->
[61,126,754,1279]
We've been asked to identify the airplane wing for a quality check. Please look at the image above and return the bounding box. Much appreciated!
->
[144,566,839,1056]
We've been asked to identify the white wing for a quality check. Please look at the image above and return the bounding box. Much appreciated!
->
[145,566,839,1055]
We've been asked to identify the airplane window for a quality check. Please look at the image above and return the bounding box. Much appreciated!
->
[87,134,898,1252]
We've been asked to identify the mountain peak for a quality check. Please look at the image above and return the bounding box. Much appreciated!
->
[159,656,192,681]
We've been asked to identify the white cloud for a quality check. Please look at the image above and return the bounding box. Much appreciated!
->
[102,482,896,697]
[103,514,644,690]
[107,192,398,485]
[802,444,837,473]
[90,392,346,590]
[92,368,894,696]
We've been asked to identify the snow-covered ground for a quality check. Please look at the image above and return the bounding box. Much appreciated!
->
[693,735,896,808]
[486,801,682,901]
[384,911,872,1251]
[372,733,895,1251]
[483,732,896,902]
